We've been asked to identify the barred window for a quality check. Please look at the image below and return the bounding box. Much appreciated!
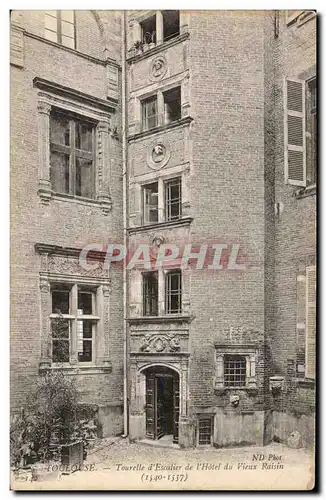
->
[165,270,182,314]
[143,272,158,316]
[198,418,212,445]
[165,177,181,221]
[224,355,246,388]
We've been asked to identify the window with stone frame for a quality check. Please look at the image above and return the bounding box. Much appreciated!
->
[296,264,316,379]
[45,10,76,49]
[50,110,96,199]
[143,182,159,224]
[214,345,257,391]
[165,270,182,314]
[163,86,181,125]
[162,10,180,42]
[224,355,247,388]
[306,78,317,186]
[140,15,156,45]
[164,177,181,221]
[143,271,159,316]
[198,416,213,446]
[50,283,99,364]
[142,96,158,131]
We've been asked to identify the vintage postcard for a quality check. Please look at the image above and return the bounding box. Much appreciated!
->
[10,9,316,491]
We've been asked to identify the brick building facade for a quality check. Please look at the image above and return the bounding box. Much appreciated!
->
[10,10,316,448]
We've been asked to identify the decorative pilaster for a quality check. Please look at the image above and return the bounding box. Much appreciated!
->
[37,101,52,204]
[181,73,190,118]
[215,354,224,391]
[102,282,111,368]
[39,275,51,373]
[157,90,164,126]
[180,361,189,417]
[156,11,163,45]
[97,121,112,214]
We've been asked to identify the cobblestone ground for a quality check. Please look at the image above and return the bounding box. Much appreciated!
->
[13,437,315,491]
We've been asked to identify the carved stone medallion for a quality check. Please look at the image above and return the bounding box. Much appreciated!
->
[149,55,167,81]
[146,141,171,170]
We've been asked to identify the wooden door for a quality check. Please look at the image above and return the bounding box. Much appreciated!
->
[172,376,179,444]
[145,373,155,439]
[155,377,164,439]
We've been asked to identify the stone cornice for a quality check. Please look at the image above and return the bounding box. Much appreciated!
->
[34,243,106,262]
[126,32,190,64]
[127,116,193,143]
[33,77,118,112]
[127,315,193,325]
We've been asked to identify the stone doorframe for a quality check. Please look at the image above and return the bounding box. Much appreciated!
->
[128,354,190,442]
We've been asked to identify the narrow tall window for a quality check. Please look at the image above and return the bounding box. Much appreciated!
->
[198,418,213,445]
[77,288,96,362]
[143,182,158,224]
[140,15,156,44]
[143,272,158,316]
[306,78,317,185]
[163,87,181,124]
[165,178,181,221]
[165,270,182,314]
[162,10,180,41]
[224,355,246,387]
[50,111,95,198]
[142,96,158,131]
[45,11,76,49]
[51,286,71,363]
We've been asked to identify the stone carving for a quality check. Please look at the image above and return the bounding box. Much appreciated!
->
[152,144,166,163]
[140,333,181,353]
[229,326,259,342]
[146,140,171,170]
[149,55,167,81]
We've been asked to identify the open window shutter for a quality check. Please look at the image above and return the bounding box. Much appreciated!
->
[305,266,316,379]
[284,78,306,186]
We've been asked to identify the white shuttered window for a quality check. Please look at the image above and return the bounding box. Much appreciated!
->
[305,266,316,379]
[284,78,306,186]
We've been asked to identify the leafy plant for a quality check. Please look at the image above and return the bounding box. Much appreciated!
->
[134,40,144,52]
[10,371,97,468]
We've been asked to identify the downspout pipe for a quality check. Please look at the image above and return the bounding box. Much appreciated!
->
[121,10,128,438]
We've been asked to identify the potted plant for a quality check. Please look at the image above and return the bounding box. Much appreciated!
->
[133,40,143,55]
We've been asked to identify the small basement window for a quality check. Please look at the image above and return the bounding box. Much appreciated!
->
[141,15,156,44]
[163,10,180,42]
[198,417,213,445]
[163,87,181,124]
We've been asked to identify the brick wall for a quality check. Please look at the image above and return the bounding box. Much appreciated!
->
[188,11,268,412]
[10,11,124,434]
[272,11,316,416]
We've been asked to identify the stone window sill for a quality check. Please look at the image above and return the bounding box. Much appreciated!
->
[128,216,193,234]
[295,184,316,199]
[295,377,315,388]
[39,362,112,375]
[38,187,112,214]
[128,116,193,142]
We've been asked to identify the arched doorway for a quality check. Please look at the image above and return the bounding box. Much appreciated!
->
[142,365,179,444]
